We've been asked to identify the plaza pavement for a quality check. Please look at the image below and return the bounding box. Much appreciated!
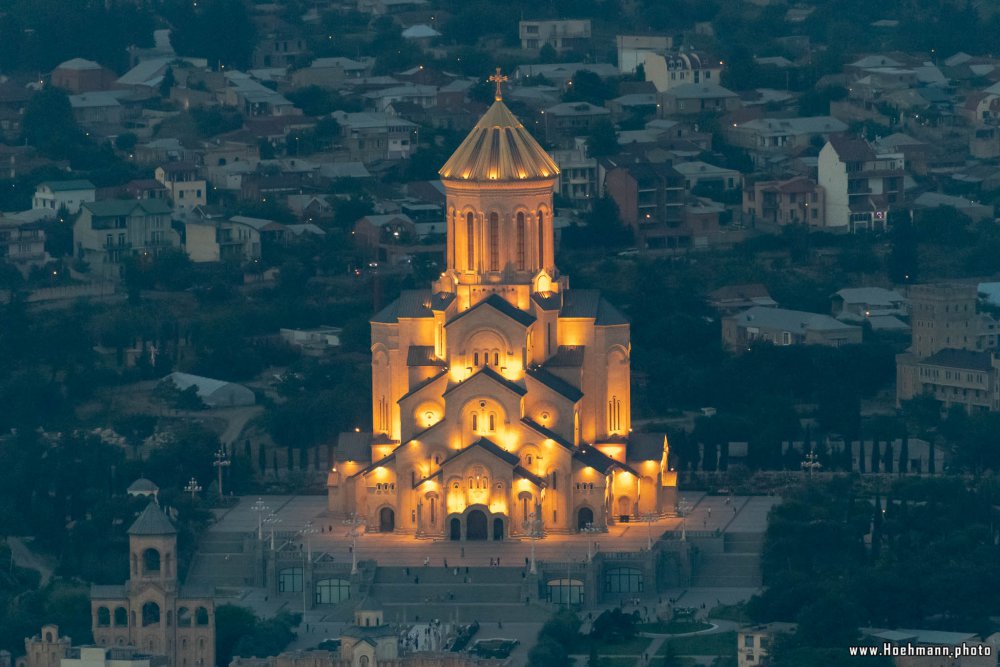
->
[207,492,776,567]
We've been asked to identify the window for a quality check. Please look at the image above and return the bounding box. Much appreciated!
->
[178,608,192,627]
[142,602,161,627]
[97,607,111,627]
[489,212,499,271]
[516,213,526,270]
[466,212,475,270]
[548,579,584,605]
[278,567,303,593]
[142,548,161,574]
[488,413,495,431]
[537,210,545,267]
[472,414,478,431]
[315,578,351,604]
[114,607,128,627]
[605,567,644,593]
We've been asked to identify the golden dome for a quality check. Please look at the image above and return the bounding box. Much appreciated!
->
[438,100,560,183]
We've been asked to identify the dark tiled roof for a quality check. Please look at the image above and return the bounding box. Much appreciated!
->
[443,366,527,398]
[397,370,447,403]
[922,348,994,372]
[526,366,584,402]
[430,292,455,311]
[531,291,562,311]
[514,466,548,488]
[828,134,876,162]
[627,433,667,462]
[83,199,172,217]
[448,293,536,328]
[561,290,629,325]
[407,345,447,367]
[351,452,397,478]
[335,432,373,461]
[371,290,435,324]
[574,445,639,476]
[546,346,585,367]
[91,584,126,599]
[128,502,177,535]
[521,418,574,450]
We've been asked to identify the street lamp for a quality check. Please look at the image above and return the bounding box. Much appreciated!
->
[299,521,319,613]
[527,511,543,575]
[642,512,659,550]
[184,477,202,501]
[801,450,822,477]
[213,447,231,500]
[264,512,281,551]
[581,522,601,561]
[677,499,693,542]
[344,513,366,575]
[252,498,270,540]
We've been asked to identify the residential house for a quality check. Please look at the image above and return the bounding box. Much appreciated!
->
[134,138,193,166]
[122,179,169,201]
[708,284,777,314]
[831,287,907,320]
[737,623,796,667]
[723,306,863,350]
[519,19,592,54]
[904,349,997,413]
[513,63,620,90]
[542,102,611,145]
[334,111,419,162]
[252,26,307,69]
[672,161,740,191]
[74,199,178,279]
[184,217,262,263]
[364,84,437,112]
[0,217,50,276]
[69,92,124,130]
[818,135,905,232]
[912,192,993,223]
[155,163,206,219]
[32,180,96,214]
[228,215,287,246]
[353,213,416,261]
[724,116,847,166]
[401,24,441,48]
[551,142,601,206]
[743,177,824,227]
[223,71,298,117]
[603,159,686,248]
[644,50,723,93]
[0,81,31,141]
[51,58,116,93]
[657,83,740,116]
[616,35,673,74]
[357,0,428,15]
[606,93,658,123]
[291,57,371,88]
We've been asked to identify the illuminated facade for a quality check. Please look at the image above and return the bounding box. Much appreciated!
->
[327,78,677,540]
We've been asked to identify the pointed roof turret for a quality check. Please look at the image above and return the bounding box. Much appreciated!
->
[438,71,559,183]
[128,501,177,536]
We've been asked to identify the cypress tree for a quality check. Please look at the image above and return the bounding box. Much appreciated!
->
[899,434,909,474]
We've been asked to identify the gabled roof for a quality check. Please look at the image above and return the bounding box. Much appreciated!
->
[526,366,583,402]
[39,179,95,192]
[546,345,585,367]
[396,370,447,403]
[626,433,667,462]
[921,348,994,372]
[82,199,172,217]
[574,445,638,475]
[440,436,520,467]
[128,501,177,536]
[560,290,628,325]
[448,293,536,328]
[521,418,574,450]
[443,366,527,398]
[514,466,548,488]
[439,99,559,183]
[407,345,447,367]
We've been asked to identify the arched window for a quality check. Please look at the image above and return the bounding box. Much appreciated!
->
[114,607,127,627]
[488,413,495,432]
[97,607,111,627]
[450,211,457,267]
[471,414,478,431]
[537,210,545,268]
[466,212,475,271]
[516,212,525,270]
[195,607,209,626]
[177,607,192,627]
[359,657,370,667]
[142,602,160,627]
[473,352,480,367]
[142,548,160,574]
[488,212,499,271]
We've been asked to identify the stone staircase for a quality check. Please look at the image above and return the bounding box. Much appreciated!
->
[369,566,551,623]
[689,532,763,588]
[185,533,256,589]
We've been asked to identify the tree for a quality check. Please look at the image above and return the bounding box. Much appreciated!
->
[527,637,570,667]
[587,119,619,158]
[159,66,175,99]
[21,88,84,159]
[115,132,138,154]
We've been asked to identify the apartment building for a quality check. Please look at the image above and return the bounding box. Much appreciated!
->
[74,200,178,279]
[818,135,905,232]
[743,177,825,227]
[519,19,592,54]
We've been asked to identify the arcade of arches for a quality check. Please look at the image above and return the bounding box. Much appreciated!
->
[327,88,677,540]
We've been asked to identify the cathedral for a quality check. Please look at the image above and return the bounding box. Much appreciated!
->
[327,75,677,540]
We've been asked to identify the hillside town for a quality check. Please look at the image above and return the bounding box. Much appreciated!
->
[4,0,1000,666]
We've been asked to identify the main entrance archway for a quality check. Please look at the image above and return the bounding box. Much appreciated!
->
[449,518,461,540]
[493,517,504,540]
[577,506,594,531]
[467,509,488,540]
[379,507,395,532]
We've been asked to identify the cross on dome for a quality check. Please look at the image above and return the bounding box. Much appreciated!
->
[488,67,508,101]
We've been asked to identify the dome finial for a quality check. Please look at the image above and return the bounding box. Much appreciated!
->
[488,67,508,101]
